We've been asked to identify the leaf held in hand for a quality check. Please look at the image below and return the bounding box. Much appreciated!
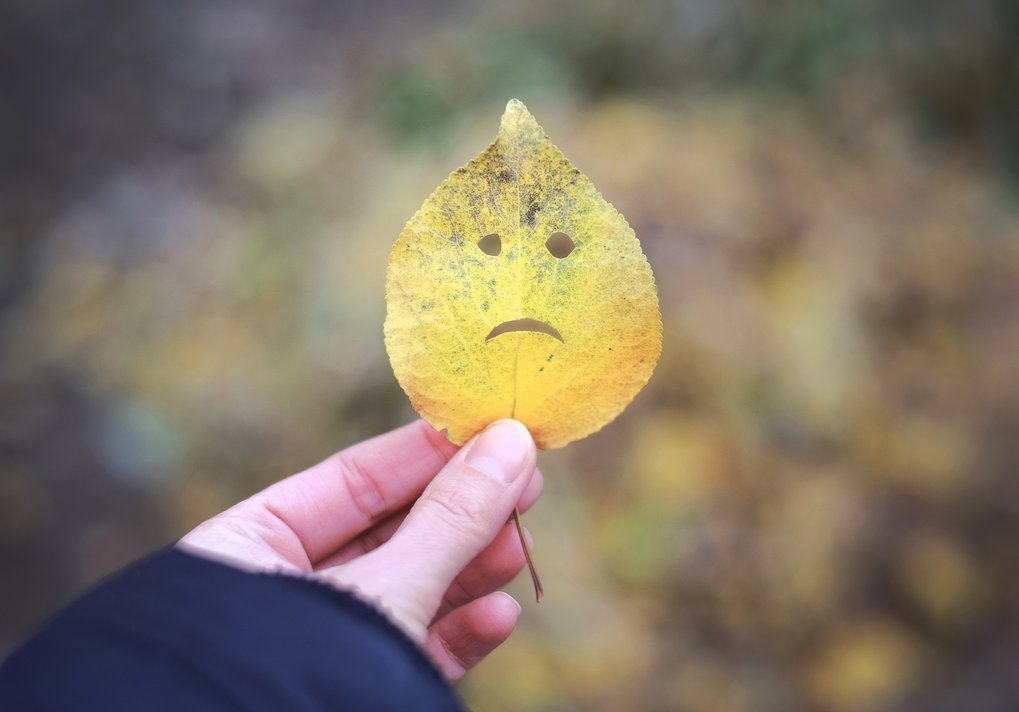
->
[384,100,661,449]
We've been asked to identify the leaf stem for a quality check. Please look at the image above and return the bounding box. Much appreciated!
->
[512,507,543,602]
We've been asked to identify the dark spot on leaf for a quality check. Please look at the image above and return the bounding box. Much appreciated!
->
[525,201,540,226]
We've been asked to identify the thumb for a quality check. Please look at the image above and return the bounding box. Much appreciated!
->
[328,419,536,636]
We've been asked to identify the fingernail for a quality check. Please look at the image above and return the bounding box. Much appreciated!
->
[499,591,522,615]
[466,420,533,483]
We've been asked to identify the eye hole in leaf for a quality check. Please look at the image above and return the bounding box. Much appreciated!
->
[545,231,575,259]
[478,233,502,256]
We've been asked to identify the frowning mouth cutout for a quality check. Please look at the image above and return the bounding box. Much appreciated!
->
[485,318,563,343]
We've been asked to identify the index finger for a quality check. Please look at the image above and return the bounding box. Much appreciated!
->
[249,420,460,563]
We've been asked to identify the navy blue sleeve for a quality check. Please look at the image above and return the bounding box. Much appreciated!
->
[0,548,465,711]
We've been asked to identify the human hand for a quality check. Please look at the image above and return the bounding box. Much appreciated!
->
[178,419,541,682]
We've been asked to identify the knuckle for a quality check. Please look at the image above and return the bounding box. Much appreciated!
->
[337,452,389,522]
[357,527,384,556]
[191,505,305,564]
[438,633,471,679]
[219,507,281,546]
[441,574,472,613]
[422,483,491,541]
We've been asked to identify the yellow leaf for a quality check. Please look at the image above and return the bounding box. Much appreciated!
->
[384,100,661,448]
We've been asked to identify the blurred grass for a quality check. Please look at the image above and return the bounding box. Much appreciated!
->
[2,0,1019,710]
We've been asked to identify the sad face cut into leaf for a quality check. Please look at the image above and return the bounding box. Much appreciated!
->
[385,100,662,598]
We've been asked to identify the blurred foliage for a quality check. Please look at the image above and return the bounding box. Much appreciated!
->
[2,0,1019,710]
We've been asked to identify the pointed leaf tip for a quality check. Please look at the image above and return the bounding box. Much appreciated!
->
[498,99,543,148]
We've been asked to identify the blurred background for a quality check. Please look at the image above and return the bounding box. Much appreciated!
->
[2,0,1019,709]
